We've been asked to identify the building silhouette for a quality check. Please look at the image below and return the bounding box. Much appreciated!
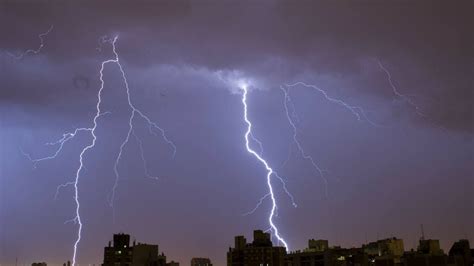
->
[102,233,174,266]
[307,239,329,252]
[227,230,286,266]
[25,230,474,266]
[191,257,212,266]
[418,239,444,255]
[226,230,473,266]
[287,242,367,266]
[103,233,133,265]
[448,240,472,266]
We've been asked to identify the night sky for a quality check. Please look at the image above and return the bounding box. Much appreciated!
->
[0,1,473,265]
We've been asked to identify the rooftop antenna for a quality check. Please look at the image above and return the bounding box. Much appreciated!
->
[420,224,425,240]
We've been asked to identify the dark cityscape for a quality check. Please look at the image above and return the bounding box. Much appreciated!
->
[29,230,473,266]
[1,1,472,266]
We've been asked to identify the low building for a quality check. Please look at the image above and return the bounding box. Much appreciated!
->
[102,233,177,266]
[418,239,444,255]
[403,251,448,266]
[307,239,329,252]
[401,238,448,266]
[191,257,212,266]
[287,240,368,266]
[363,238,404,257]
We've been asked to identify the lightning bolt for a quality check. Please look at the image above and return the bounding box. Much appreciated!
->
[22,36,175,265]
[285,82,383,127]
[279,85,329,197]
[133,130,160,181]
[243,132,297,215]
[108,36,176,215]
[239,84,290,250]
[242,169,297,217]
[280,82,381,197]
[376,60,426,117]
[242,193,271,216]
[7,25,54,60]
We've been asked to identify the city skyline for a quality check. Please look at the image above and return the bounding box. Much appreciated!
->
[24,230,473,266]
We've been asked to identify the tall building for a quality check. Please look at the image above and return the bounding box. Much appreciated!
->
[103,233,133,266]
[191,257,212,266]
[227,230,286,266]
[449,240,472,266]
[102,233,176,266]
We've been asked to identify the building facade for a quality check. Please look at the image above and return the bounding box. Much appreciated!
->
[102,233,175,266]
[191,257,213,266]
[227,230,286,266]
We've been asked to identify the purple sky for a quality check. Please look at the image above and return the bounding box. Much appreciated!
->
[0,1,473,265]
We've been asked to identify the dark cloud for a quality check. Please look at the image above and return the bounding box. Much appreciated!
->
[1,0,472,131]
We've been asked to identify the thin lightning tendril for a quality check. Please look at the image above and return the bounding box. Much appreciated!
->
[249,132,264,156]
[240,85,289,251]
[285,82,382,127]
[55,181,75,200]
[109,36,176,215]
[8,25,54,60]
[242,193,271,216]
[23,36,175,265]
[280,82,384,197]
[242,168,297,216]
[280,85,329,197]
[376,60,426,117]
[133,130,160,181]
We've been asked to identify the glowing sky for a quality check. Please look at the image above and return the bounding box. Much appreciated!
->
[0,1,472,265]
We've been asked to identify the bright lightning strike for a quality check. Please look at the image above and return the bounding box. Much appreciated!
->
[7,25,54,60]
[242,163,297,217]
[239,84,290,251]
[23,36,175,265]
[242,132,297,215]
